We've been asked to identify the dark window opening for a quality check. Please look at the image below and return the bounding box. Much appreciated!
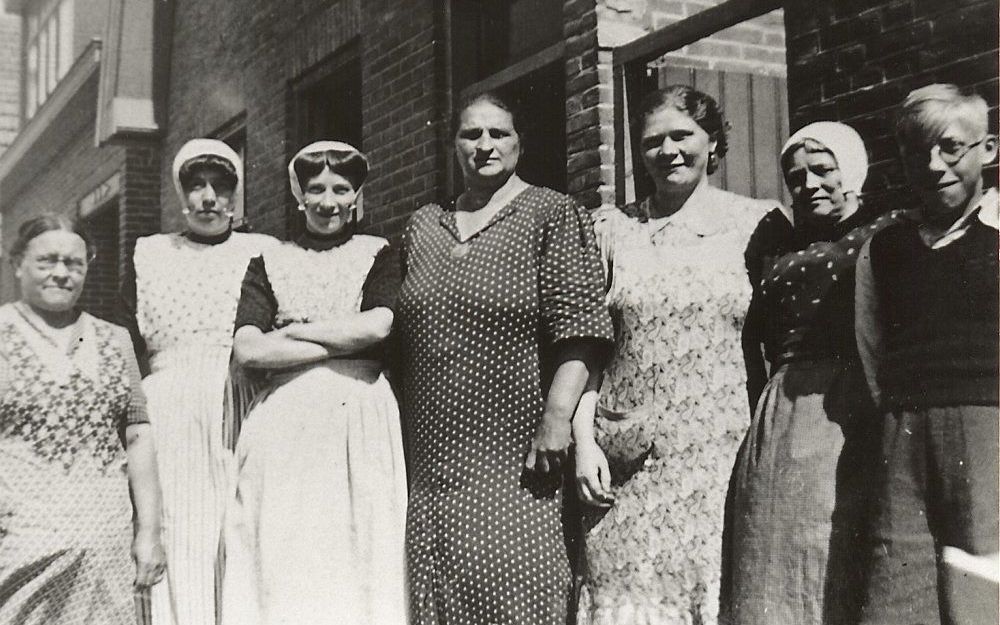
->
[288,43,362,235]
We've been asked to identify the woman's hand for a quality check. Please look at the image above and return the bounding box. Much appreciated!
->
[132,526,167,588]
[525,414,572,474]
[575,438,615,507]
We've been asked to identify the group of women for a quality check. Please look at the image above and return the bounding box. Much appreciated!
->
[1,83,901,625]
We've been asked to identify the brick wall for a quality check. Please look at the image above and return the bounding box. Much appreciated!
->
[784,0,999,214]
[0,73,126,312]
[359,0,443,240]
[0,68,160,320]
[0,12,19,156]
[162,0,443,241]
[566,0,607,209]
[598,0,786,76]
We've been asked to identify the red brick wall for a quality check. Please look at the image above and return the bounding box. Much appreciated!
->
[784,0,999,213]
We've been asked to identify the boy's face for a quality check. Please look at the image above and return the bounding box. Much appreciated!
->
[900,114,997,223]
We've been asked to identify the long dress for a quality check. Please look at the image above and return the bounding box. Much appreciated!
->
[578,187,774,625]
[133,230,278,625]
[721,210,901,625]
[398,185,614,625]
[0,304,148,625]
[221,231,408,625]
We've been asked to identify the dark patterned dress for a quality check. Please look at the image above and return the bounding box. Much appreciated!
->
[722,210,902,625]
[0,305,148,625]
[398,185,613,625]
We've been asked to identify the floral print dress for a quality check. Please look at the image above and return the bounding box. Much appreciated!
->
[578,186,774,625]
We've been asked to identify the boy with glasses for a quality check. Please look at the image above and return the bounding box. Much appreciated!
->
[855,83,998,625]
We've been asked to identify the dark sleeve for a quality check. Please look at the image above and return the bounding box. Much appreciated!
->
[117,257,149,376]
[742,287,768,416]
[234,256,277,333]
[113,326,149,427]
[539,196,614,350]
[744,208,793,288]
[360,245,402,313]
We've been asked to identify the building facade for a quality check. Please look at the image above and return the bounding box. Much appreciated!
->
[0,0,996,319]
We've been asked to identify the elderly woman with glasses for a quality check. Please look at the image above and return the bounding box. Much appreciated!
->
[0,215,165,624]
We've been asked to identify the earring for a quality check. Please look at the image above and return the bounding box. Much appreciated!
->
[707,151,718,172]
[223,209,234,218]
[298,204,306,212]
[181,208,191,215]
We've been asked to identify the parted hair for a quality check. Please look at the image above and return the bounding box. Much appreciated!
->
[9,214,96,265]
[633,85,729,174]
[292,149,368,191]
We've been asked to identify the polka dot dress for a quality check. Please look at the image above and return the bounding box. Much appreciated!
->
[724,209,904,625]
[397,185,613,625]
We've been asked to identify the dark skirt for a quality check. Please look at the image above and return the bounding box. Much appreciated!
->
[721,359,880,625]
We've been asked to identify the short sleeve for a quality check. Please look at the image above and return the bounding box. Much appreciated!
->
[234,256,278,333]
[539,197,614,349]
[361,244,402,313]
[113,325,149,426]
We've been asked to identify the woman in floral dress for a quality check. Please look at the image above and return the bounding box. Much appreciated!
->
[0,215,165,624]
[573,85,778,625]
[398,93,613,625]
[129,139,278,625]
[221,141,407,625]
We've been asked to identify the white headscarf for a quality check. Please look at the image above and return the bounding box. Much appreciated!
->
[288,141,369,220]
[171,138,243,213]
[781,121,869,197]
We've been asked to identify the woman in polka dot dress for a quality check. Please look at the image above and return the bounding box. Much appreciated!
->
[397,93,613,625]
[721,122,902,625]
[573,86,779,625]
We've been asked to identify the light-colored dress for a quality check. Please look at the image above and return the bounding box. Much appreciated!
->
[221,234,408,625]
[0,305,147,625]
[578,186,773,625]
[134,231,278,625]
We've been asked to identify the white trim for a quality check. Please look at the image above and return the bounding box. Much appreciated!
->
[0,39,100,185]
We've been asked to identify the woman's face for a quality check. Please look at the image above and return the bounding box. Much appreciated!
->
[301,166,357,236]
[455,100,522,190]
[640,105,716,193]
[183,165,236,237]
[15,230,88,313]
[784,145,851,227]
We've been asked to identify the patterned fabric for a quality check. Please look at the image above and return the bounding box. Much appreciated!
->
[0,309,136,625]
[579,187,773,625]
[222,234,407,625]
[722,210,899,625]
[0,322,129,470]
[135,232,278,355]
[261,235,387,326]
[398,185,613,625]
[135,230,278,625]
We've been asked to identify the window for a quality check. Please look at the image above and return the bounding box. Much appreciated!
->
[212,113,248,228]
[451,0,567,192]
[288,44,362,234]
[23,0,74,119]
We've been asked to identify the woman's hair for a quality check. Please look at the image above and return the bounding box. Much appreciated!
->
[9,213,96,265]
[292,148,368,191]
[633,85,729,173]
[453,91,525,139]
[177,154,239,191]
